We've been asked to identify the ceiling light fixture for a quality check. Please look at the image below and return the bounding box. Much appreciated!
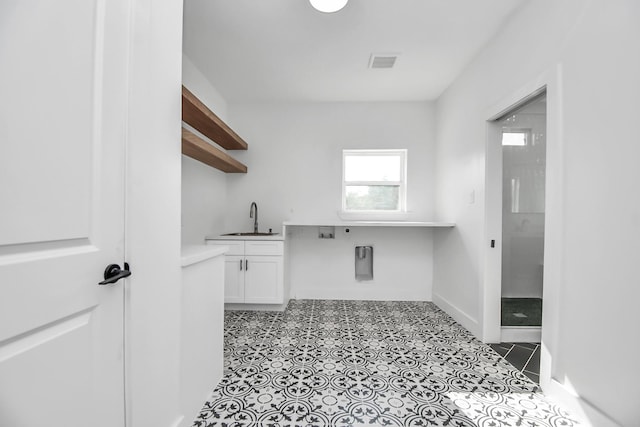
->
[309,0,348,13]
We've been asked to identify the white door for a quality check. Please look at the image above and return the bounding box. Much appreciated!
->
[0,1,130,426]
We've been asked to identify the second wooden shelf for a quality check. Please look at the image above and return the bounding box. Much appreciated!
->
[182,128,247,173]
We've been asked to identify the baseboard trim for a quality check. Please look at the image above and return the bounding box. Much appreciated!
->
[432,293,479,337]
[501,326,541,342]
[224,300,290,312]
[292,289,430,302]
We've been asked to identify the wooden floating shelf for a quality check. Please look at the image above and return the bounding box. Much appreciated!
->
[182,128,247,173]
[182,85,248,151]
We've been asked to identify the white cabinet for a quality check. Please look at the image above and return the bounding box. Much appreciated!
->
[206,240,284,304]
[223,255,245,303]
[180,247,225,426]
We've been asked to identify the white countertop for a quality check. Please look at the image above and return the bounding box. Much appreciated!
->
[282,220,455,228]
[205,234,285,241]
[181,245,228,267]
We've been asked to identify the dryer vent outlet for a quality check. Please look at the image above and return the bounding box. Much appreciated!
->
[355,246,373,280]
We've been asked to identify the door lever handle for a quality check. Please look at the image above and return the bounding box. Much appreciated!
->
[99,263,131,285]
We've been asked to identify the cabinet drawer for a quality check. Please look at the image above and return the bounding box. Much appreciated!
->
[245,240,283,256]
[206,240,244,256]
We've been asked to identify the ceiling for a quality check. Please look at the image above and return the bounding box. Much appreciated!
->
[183,0,527,103]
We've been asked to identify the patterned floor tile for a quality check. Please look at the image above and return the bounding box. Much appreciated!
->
[191,300,580,427]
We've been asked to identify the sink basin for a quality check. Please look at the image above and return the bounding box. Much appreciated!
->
[223,232,278,236]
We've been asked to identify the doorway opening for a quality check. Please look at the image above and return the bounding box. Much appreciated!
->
[494,92,547,342]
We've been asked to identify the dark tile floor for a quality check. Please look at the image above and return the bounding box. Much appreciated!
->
[192,300,579,426]
[501,298,542,326]
[489,343,541,384]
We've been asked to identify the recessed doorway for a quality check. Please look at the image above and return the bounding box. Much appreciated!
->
[486,90,547,343]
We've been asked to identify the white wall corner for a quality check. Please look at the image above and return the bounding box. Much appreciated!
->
[432,292,480,338]
[181,54,231,244]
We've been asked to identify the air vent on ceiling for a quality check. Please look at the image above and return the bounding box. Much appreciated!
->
[368,53,398,69]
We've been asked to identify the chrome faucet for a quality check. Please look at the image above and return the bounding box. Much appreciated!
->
[249,202,258,233]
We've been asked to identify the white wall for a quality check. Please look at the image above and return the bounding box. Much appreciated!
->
[226,102,436,230]
[182,55,229,122]
[434,0,640,425]
[226,102,437,301]
[125,0,183,425]
[181,54,229,244]
[288,226,434,301]
[181,156,227,244]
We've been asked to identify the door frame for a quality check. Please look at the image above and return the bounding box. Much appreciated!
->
[483,85,547,343]
[481,66,565,391]
[123,0,184,425]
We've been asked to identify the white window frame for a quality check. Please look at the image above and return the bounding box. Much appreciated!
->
[341,149,408,219]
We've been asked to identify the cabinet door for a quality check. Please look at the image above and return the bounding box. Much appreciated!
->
[244,256,283,304]
[223,255,245,303]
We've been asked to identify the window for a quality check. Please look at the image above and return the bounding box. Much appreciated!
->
[342,149,407,214]
[501,129,529,146]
